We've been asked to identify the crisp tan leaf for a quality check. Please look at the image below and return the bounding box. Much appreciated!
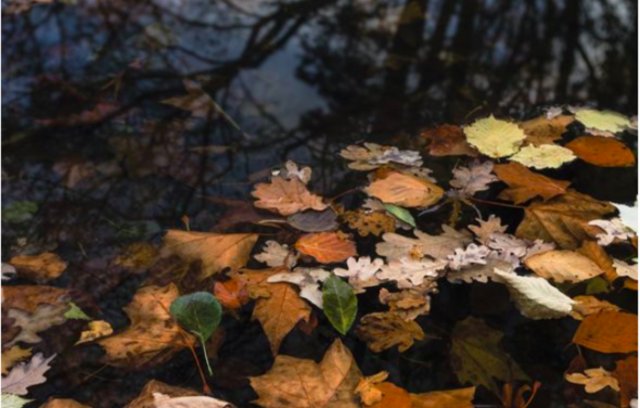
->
[524,250,602,283]
[519,114,574,146]
[572,311,637,353]
[493,162,570,204]
[162,230,258,278]
[356,312,425,352]
[8,252,67,281]
[365,171,444,208]
[295,232,357,263]
[420,124,478,156]
[1,346,32,375]
[75,320,114,345]
[570,296,620,320]
[566,136,636,167]
[410,387,475,408]
[251,176,327,216]
[249,339,361,408]
[98,284,195,369]
[565,367,620,393]
[376,226,472,261]
[2,353,56,395]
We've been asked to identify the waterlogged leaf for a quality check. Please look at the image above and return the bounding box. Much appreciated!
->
[572,311,637,353]
[450,317,528,397]
[322,275,357,335]
[1,353,56,395]
[463,115,525,158]
[356,312,425,352]
[493,162,570,204]
[508,144,576,169]
[574,108,631,134]
[0,394,32,408]
[249,339,361,408]
[162,230,258,278]
[295,232,357,263]
[565,367,620,393]
[524,250,602,283]
[566,136,636,167]
[75,320,113,345]
[1,347,32,375]
[2,201,38,223]
[287,209,339,232]
[365,171,444,208]
[449,161,498,196]
[9,252,67,281]
[251,176,327,216]
[383,204,416,228]
[493,269,574,319]
[64,302,91,320]
[340,143,422,170]
[170,292,222,342]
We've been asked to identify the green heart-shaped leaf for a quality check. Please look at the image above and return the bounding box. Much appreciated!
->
[322,275,357,335]
[169,292,222,341]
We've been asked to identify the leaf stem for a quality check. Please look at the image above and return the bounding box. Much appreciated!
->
[199,335,214,376]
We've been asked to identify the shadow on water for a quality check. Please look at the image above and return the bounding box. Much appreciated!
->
[1,0,637,407]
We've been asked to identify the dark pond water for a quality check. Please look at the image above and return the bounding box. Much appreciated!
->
[2,0,638,407]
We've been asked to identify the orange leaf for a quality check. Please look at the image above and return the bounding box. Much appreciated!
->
[493,162,570,204]
[411,386,476,408]
[365,171,444,208]
[519,114,574,146]
[420,124,478,157]
[566,136,635,167]
[213,278,249,310]
[251,176,327,216]
[614,355,637,408]
[577,240,618,282]
[295,232,357,263]
[572,311,637,353]
[369,382,412,408]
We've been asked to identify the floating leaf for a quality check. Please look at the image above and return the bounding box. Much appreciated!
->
[170,292,222,342]
[213,278,249,310]
[508,144,576,169]
[566,136,635,167]
[287,209,339,232]
[254,240,298,269]
[420,124,477,157]
[75,320,113,345]
[524,250,603,283]
[565,367,620,393]
[1,353,56,396]
[570,296,620,320]
[449,161,498,196]
[519,114,574,146]
[376,226,472,261]
[252,176,327,216]
[572,311,637,353]
[64,302,91,320]
[574,108,631,134]
[8,252,67,282]
[126,379,200,408]
[333,257,384,293]
[493,162,570,204]
[365,171,444,208]
[356,312,425,352]
[377,258,447,289]
[340,143,422,170]
[383,204,416,228]
[268,267,330,308]
[614,355,637,408]
[0,394,32,408]
[468,216,508,244]
[322,275,357,335]
[153,392,234,408]
[1,347,32,375]
[6,304,68,347]
[340,209,396,237]
[463,115,525,158]
[295,232,357,263]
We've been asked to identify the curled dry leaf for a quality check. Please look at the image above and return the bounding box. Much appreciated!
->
[449,161,498,196]
[565,367,620,393]
[251,176,327,216]
[420,124,477,157]
[493,162,570,204]
[508,144,576,169]
[249,339,361,408]
[8,252,67,281]
[162,230,258,279]
[295,232,357,264]
[355,312,425,352]
[569,296,620,320]
[524,250,603,283]
[566,136,636,167]
[572,311,637,353]
[1,353,56,396]
[463,115,525,158]
[365,171,444,208]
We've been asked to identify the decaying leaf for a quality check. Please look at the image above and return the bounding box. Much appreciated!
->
[75,320,114,345]
[1,285,69,313]
[287,209,339,232]
[162,230,258,278]
[463,115,526,158]
[1,353,56,395]
[573,108,631,134]
[254,240,298,269]
[249,339,361,407]
[493,162,570,204]
[420,124,478,157]
[614,355,637,408]
[572,311,637,353]
[468,216,508,244]
[251,176,327,216]
[97,284,195,369]
[376,226,472,261]
[6,303,68,347]
[516,191,616,249]
[449,161,498,196]
[524,250,602,283]
[519,114,573,146]
[356,312,425,352]
[1,347,32,375]
[566,136,635,167]
[377,258,447,289]
[340,143,423,170]
[450,317,528,397]
[340,209,396,237]
[295,232,357,263]
[333,257,384,293]
[267,267,330,308]
[565,367,620,393]
[508,144,576,169]
[569,296,620,320]
[8,252,67,282]
[378,287,432,321]
[365,171,444,208]
[125,379,200,408]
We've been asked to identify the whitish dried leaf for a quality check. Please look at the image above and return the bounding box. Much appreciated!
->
[254,241,298,269]
[613,259,638,280]
[1,353,56,395]
[333,257,385,293]
[588,218,635,246]
[340,143,422,170]
[75,320,114,345]
[295,232,357,264]
[570,296,620,320]
[153,392,234,408]
[566,367,620,393]
[446,258,513,284]
[8,252,67,282]
[252,176,327,216]
[162,230,258,278]
[6,304,68,347]
[356,312,425,352]
[250,339,361,407]
[486,233,529,266]
[125,379,200,408]
[447,244,490,270]
[493,269,575,319]
[376,226,472,261]
[268,268,330,308]
[468,216,507,244]
[509,144,576,169]
[365,171,443,208]
[574,108,631,134]
[463,115,525,158]
[377,258,447,289]
[1,347,32,375]
[524,250,603,283]
[279,160,312,184]
[449,161,498,196]
[2,263,17,281]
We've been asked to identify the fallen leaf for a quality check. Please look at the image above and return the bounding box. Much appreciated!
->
[378,287,433,321]
[355,371,389,405]
[8,252,67,282]
[64,302,91,320]
[463,115,526,158]
[268,268,330,308]
[524,250,602,283]
[113,242,158,271]
[1,347,32,375]
[589,217,636,246]
[287,209,339,232]
[574,108,631,134]
[322,275,358,334]
[0,394,31,408]
[6,304,68,347]
[162,230,258,279]
[614,355,637,408]
[213,278,249,310]
[355,312,425,352]
[40,399,91,408]
[383,204,416,228]
[450,317,528,397]
[613,259,638,280]
[572,311,637,353]
[519,114,574,146]
[340,143,422,170]
[295,232,357,263]
[98,284,195,369]
[446,258,512,284]
[75,320,114,345]
[126,379,200,408]
[468,216,508,244]
[254,240,298,269]
[153,392,234,408]
[366,382,412,408]
[509,144,576,169]
[565,367,620,393]
[249,339,361,407]
[493,269,575,319]
[0,286,69,313]
[516,191,616,249]
[279,160,312,184]
[251,176,327,216]
[376,226,472,261]
[377,258,447,289]
[449,161,498,196]
[340,209,396,237]
[411,387,476,408]
[333,257,385,293]
[447,244,491,270]
[493,162,570,204]
[565,136,635,167]
[577,240,619,282]
[420,124,477,156]
[365,171,444,208]
[570,296,620,320]
[1,353,56,396]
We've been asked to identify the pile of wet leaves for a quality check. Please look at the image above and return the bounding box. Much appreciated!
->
[1,107,638,408]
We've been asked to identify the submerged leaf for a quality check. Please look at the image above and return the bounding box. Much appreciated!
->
[322,275,358,335]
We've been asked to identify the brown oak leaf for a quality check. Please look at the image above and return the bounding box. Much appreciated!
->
[251,176,327,216]
[493,162,570,204]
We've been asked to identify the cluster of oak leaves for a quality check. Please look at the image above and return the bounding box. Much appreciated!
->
[2,107,638,408]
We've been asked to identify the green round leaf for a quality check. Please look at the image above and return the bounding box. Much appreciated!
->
[322,275,357,335]
[169,292,222,341]
[383,203,416,228]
